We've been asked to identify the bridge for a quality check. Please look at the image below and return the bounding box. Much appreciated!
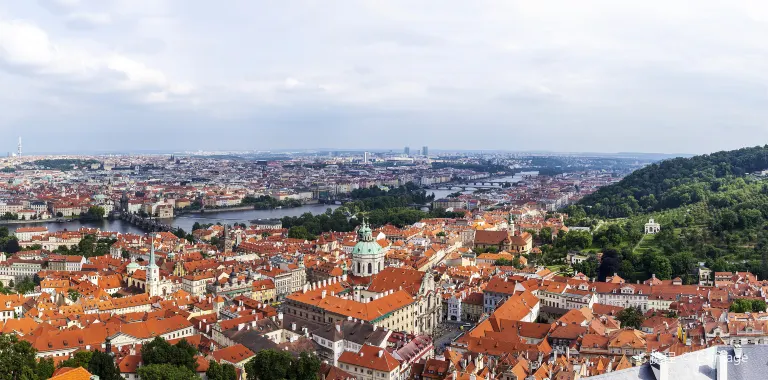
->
[120,212,177,233]
[424,181,514,191]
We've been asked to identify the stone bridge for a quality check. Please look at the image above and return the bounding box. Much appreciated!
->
[120,212,176,232]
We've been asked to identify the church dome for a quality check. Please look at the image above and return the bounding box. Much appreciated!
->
[352,220,381,256]
[127,262,140,270]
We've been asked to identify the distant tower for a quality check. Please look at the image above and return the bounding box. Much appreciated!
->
[422,146,428,157]
[404,146,410,156]
[363,152,370,164]
[220,224,232,252]
[17,137,22,157]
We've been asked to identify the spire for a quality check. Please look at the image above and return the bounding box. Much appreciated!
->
[149,235,157,268]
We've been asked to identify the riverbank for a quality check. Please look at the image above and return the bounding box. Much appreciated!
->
[0,218,76,225]
[183,200,320,214]
[183,206,255,214]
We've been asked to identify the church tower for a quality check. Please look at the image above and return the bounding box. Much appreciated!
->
[146,235,160,297]
[220,224,232,252]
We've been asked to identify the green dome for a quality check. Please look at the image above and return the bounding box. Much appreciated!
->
[127,262,140,270]
[352,240,382,255]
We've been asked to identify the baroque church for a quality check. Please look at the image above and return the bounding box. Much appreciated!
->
[249,219,442,336]
[144,236,176,297]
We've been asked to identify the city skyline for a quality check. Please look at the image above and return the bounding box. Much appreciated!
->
[3,1,768,154]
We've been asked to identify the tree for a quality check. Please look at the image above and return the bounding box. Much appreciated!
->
[290,351,321,380]
[4,238,20,254]
[80,206,106,222]
[729,299,768,313]
[0,333,39,380]
[287,226,315,241]
[67,289,80,301]
[573,257,598,278]
[59,350,93,369]
[206,361,238,380]
[36,357,55,380]
[616,307,644,329]
[244,350,321,380]
[598,249,622,282]
[88,350,121,380]
[538,227,553,245]
[141,337,197,371]
[137,364,198,380]
[222,363,237,380]
[14,277,34,294]
[649,255,673,280]
[245,349,294,380]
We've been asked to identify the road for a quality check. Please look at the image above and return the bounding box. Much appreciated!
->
[432,321,468,353]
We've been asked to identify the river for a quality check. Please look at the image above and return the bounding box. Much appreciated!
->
[6,177,538,235]
[5,204,339,234]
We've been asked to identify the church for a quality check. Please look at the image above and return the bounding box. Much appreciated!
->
[145,236,176,297]
[284,220,442,335]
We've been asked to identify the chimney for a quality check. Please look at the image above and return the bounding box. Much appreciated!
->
[717,350,728,380]
[734,344,743,361]
[650,352,668,380]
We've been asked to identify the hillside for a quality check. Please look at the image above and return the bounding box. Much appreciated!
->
[575,145,768,218]
[566,145,768,281]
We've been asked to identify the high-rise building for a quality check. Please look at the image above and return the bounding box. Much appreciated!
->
[422,146,429,157]
[17,137,22,157]
[404,146,410,156]
[363,152,369,164]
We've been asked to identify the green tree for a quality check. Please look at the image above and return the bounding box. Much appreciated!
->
[245,349,294,380]
[81,206,106,222]
[140,337,198,371]
[137,364,198,380]
[206,361,224,380]
[36,357,55,380]
[14,277,34,294]
[729,299,768,313]
[290,351,321,380]
[0,333,39,380]
[59,350,93,369]
[649,255,673,280]
[88,350,121,380]
[244,350,320,380]
[616,306,644,329]
[206,360,238,380]
[539,227,553,244]
[67,289,80,301]
[287,226,315,241]
[222,363,237,380]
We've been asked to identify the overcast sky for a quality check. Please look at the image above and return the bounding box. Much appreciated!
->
[2,1,768,154]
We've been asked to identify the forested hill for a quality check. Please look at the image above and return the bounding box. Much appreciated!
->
[575,145,768,218]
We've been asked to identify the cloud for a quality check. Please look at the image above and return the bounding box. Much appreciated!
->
[3,0,768,154]
[65,12,111,29]
[0,19,192,106]
[37,0,81,14]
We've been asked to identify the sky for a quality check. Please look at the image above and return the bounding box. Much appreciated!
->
[2,0,768,154]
